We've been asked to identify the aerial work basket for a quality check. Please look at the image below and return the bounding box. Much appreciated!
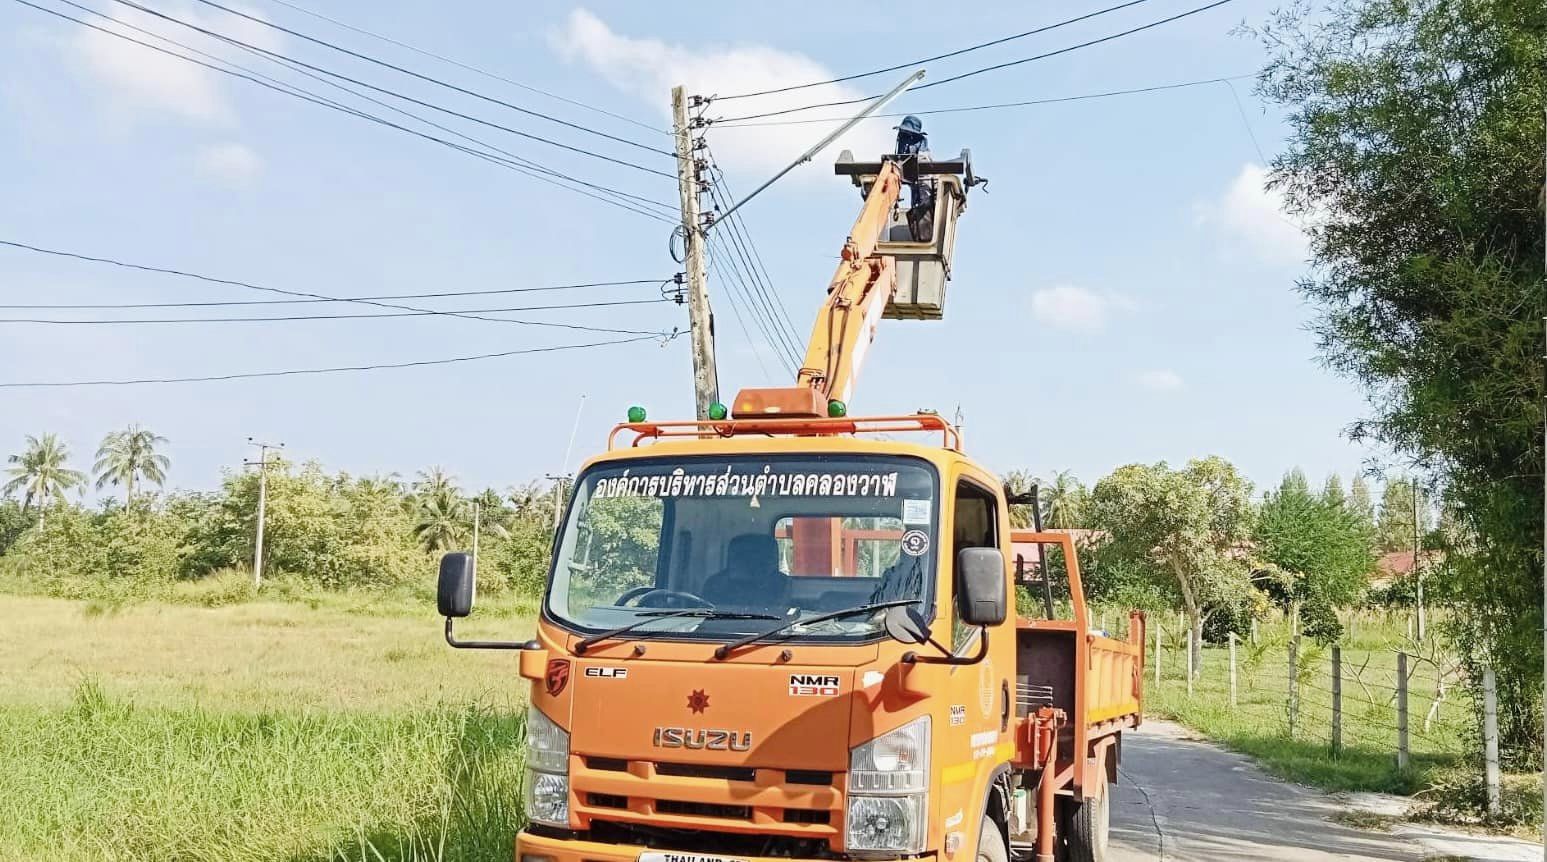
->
[835,148,975,320]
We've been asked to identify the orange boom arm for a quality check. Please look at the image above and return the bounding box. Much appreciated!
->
[732,161,903,419]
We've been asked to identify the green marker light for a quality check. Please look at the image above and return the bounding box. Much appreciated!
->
[627,405,647,423]
[708,402,729,421]
[827,399,847,418]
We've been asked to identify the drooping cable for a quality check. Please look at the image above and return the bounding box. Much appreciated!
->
[0,334,669,388]
[0,239,673,336]
[710,0,1156,101]
[0,279,669,309]
[0,299,672,325]
[253,0,668,136]
[711,0,1238,124]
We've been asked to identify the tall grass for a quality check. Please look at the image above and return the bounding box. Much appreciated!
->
[0,680,526,861]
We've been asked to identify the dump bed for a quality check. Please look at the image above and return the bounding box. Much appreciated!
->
[1006,529,1144,795]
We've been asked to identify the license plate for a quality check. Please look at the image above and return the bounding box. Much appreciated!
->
[639,853,749,862]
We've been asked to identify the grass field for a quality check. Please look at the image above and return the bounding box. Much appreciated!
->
[0,593,538,861]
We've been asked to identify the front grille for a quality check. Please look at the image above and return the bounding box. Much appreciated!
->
[656,800,752,820]
[655,761,757,781]
[588,820,841,860]
[572,756,843,844]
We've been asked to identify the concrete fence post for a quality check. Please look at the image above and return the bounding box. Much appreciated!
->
[1484,667,1501,816]
[1154,621,1162,685]
[1228,632,1238,708]
[1397,651,1411,772]
[1332,646,1343,757]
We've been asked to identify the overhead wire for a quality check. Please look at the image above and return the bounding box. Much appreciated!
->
[711,74,1255,127]
[100,0,677,178]
[18,0,676,223]
[176,0,674,158]
[711,0,1239,124]
[0,299,673,325]
[707,253,792,379]
[704,182,804,362]
[0,279,670,309]
[252,0,668,136]
[0,335,668,388]
[0,239,674,337]
[711,0,1157,101]
[707,234,798,374]
[704,150,801,341]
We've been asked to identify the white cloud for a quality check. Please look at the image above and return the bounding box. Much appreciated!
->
[550,9,890,175]
[1135,369,1184,392]
[1029,284,1132,333]
[196,142,262,186]
[67,4,284,125]
[1196,163,1312,265]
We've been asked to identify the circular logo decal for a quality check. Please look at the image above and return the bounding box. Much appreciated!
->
[901,529,930,556]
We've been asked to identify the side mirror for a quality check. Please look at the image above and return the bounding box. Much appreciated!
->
[438,552,475,618]
[956,547,1007,626]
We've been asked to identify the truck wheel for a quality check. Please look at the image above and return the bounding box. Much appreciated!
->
[977,815,1008,862]
[1065,768,1110,862]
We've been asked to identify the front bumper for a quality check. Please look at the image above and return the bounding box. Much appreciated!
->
[516,829,939,862]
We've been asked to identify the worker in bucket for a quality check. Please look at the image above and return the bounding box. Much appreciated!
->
[894,115,935,241]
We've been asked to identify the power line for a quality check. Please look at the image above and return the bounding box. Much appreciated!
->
[708,253,793,378]
[101,0,677,178]
[712,74,1254,127]
[0,279,669,309]
[0,334,668,388]
[711,0,1239,124]
[20,0,676,223]
[705,181,803,360]
[177,0,673,159]
[704,150,801,340]
[0,238,670,336]
[711,0,1156,101]
[0,298,672,325]
[253,0,668,136]
[708,236,799,373]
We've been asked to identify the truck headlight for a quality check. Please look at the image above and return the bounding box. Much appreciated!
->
[847,716,929,854]
[524,705,570,827]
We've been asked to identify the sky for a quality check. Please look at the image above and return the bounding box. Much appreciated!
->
[0,0,1388,501]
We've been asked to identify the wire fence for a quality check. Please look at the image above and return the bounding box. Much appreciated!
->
[1094,608,1477,786]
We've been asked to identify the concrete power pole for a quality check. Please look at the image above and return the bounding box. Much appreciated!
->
[1413,478,1426,642]
[672,84,718,419]
[245,439,283,589]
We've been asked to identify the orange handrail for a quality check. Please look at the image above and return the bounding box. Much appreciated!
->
[606,413,961,451]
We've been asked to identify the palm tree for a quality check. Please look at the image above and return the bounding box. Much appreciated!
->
[1041,470,1089,529]
[414,490,469,552]
[414,466,457,500]
[92,425,170,504]
[3,433,86,527]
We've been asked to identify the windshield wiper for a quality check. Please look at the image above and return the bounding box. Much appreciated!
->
[574,608,779,655]
[712,599,920,660]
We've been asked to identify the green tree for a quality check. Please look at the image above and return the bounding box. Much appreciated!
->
[1255,471,1376,645]
[3,433,86,527]
[92,425,171,504]
[1321,473,1346,509]
[1040,470,1089,529]
[1348,476,1376,534]
[1089,457,1255,675]
[1255,0,1544,760]
[1375,478,1430,554]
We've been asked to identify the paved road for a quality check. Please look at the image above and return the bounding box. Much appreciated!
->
[1108,721,1426,861]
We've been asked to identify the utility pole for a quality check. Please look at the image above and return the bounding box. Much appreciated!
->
[672,85,718,419]
[245,438,283,589]
[545,473,572,533]
[471,499,481,577]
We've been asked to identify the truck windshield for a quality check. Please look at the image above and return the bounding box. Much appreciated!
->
[545,455,939,643]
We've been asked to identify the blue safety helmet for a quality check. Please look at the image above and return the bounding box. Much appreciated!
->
[894,115,926,137]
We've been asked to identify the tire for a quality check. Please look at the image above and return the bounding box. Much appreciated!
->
[1064,766,1110,862]
[977,815,1008,862]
